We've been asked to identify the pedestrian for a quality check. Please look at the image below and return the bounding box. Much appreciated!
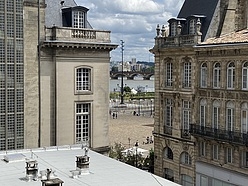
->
[133,111,136,116]
[115,112,118,119]
[112,112,115,119]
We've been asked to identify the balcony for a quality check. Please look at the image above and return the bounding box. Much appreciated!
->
[181,129,191,139]
[190,124,248,146]
[45,26,111,43]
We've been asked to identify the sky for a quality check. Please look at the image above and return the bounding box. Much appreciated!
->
[75,0,184,62]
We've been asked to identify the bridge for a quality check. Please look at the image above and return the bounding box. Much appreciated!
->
[110,71,154,80]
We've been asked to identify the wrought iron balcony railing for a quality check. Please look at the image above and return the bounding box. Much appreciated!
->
[181,129,191,139]
[189,124,248,146]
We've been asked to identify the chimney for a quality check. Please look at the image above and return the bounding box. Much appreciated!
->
[26,160,38,181]
[41,168,63,186]
[76,147,90,174]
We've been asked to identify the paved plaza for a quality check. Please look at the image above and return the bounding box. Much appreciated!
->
[109,111,154,151]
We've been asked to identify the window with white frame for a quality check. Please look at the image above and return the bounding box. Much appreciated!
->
[189,19,196,35]
[180,152,192,165]
[242,62,248,90]
[200,99,207,127]
[164,168,174,182]
[75,103,90,143]
[170,22,177,36]
[165,98,173,127]
[183,61,191,88]
[226,147,232,163]
[164,147,173,160]
[76,67,91,92]
[181,174,193,186]
[241,151,248,168]
[182,101,191,131]
[212,144,219,160]
[213,62,221,88]
[213,100,220,130]
[73,11,85,28]
[241,102,248,133]
[199,141,206,157]
[200,63,207,88]
[227,62,235,89]
[226,101,234,131]
[165,62,173,87]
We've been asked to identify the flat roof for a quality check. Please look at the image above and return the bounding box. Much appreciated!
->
[0,145,181,186]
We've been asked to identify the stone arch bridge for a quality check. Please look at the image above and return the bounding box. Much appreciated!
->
[110,71,154,80]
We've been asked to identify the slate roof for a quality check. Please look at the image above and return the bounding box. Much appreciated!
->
[177,0,219,40]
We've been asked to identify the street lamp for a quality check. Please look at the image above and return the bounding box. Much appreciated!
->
[134,141,139,167]
[120,40,124,104]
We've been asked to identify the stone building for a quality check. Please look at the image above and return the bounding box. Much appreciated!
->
[0,0,117,153]
[151,0,248,185]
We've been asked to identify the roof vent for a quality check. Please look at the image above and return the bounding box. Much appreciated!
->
[26,160,38,181]
[4,153,26,163]
[75,147,90,175]
[41,168,64,186]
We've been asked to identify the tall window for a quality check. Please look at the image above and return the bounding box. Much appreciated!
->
[165,98,173,127]
[76,103,91,143]
[189,19,196,35]
[226,147,233,163]
[76,67,91,92]
[213,62,221,88]
[212,100,220,130]
[180,152,192,165]
[181,174,193,186]
[227,62,235,89]
[242,62,248,90]
[164,168,174,182]
[164,147,173,160]
[226,101,234,131]
[242,151,248,168]
[170,22,177,36]
[200,63,207,87]
[182,101,191,131]
[165,62,173,87]
[200,99,207,127]
[241,103,248,133]
[183,61,191,88]
[73,11,85,28]
[212,144,219,160]
[199,141,206,157]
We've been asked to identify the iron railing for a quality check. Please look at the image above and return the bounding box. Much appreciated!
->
[190,124,248,146]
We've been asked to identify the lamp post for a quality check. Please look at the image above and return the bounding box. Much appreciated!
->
[120,40,124,104]
[150,99,153,117]
[134,141,139,167]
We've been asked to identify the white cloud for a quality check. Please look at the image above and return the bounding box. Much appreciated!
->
[74,0,184,62]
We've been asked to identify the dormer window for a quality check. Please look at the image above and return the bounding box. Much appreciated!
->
[62,6,89,28]
[189,19,196,34]
[170,22,177,36]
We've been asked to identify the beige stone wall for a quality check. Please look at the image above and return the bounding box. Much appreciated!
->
[23,2,45,149]
[40,47,110,150]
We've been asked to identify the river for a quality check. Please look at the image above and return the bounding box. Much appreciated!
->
[109,77,154,92]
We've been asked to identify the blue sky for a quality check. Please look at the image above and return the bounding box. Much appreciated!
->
[75,0,184,62]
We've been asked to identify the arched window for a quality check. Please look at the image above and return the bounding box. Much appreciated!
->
[242,62,248,90]
[227,62,235,89]
[212,100,220,129]
[189,19,196,34]
[165,61,173,87]
[180,152,192,165]
[241,102,248,133]
[200,63,207,88]
[200,99,207,127]
[183,61,191,88]
[226,101,234,131]
[181,174,193,186]
[76,67,91,92]
[164,147,173,160]
[170,22,177,36]
[164,168,174,182]
[213,62,221,88]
